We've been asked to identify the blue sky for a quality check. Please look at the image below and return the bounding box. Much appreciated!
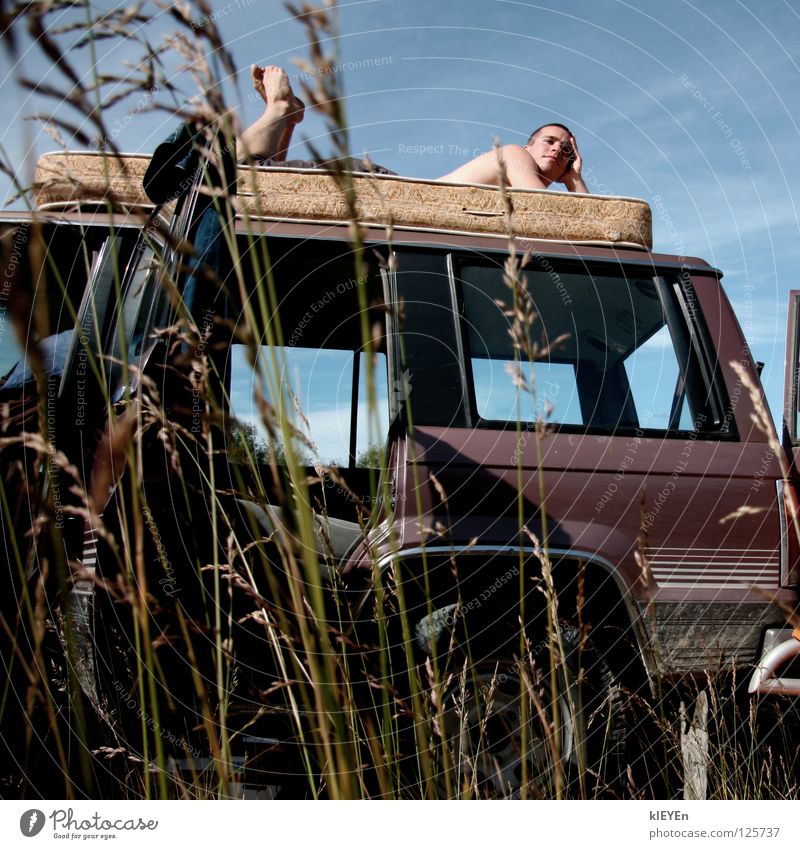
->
[3,0,800,422]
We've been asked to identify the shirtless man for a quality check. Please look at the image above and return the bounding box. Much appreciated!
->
[239,66,587,193]
[438,124,588,192]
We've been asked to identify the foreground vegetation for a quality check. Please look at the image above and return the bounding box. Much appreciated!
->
[0,0,797,800]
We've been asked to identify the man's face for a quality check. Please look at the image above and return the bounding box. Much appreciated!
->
[525,126,573,180]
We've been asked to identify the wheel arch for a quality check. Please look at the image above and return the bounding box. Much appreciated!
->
[377,544,654,689]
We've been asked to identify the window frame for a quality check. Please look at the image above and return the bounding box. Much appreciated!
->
[452,254,735,440]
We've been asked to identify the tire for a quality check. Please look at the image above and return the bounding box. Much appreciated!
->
[435,624,626,798]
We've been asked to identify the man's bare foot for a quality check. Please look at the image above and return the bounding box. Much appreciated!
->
[252,64,305,125]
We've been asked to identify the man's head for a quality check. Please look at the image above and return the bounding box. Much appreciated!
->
[524,124,574,181]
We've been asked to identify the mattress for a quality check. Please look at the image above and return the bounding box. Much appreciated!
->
[34,151,653,249]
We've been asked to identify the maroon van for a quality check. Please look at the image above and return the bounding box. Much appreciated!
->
[5,154,800,795]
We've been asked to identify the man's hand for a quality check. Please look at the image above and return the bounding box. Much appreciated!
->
[560,135,588,193]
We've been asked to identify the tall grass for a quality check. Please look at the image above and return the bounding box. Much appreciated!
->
[0,0,797,800]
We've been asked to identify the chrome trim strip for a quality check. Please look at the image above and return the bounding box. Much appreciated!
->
[657,583,776,589]
[649,546,779,552]
[650,563,778,570]
[376,543,618,574]
[652,575,777,580]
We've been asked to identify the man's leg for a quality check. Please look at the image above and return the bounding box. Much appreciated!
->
[238,65,305,162]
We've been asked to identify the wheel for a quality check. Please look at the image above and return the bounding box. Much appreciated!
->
[436,624,626,798]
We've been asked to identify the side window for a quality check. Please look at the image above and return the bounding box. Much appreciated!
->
[459,260,713,433]
[229,345,388,466]
[623,325,694,430]
[472,359,582,424]
[224,236,390,468]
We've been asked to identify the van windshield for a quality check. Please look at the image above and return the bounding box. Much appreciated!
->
[459,262,705,433]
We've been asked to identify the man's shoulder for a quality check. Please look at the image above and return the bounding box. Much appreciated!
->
[500,143,529,155]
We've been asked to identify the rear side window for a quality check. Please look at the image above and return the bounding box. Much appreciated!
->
[459,260,715,434]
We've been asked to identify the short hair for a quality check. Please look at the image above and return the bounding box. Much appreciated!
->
[526,123,572,145]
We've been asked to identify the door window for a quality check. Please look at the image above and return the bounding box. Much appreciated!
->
[224,236,390,467]
[229,345,388,467]
[460,261,711,433]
